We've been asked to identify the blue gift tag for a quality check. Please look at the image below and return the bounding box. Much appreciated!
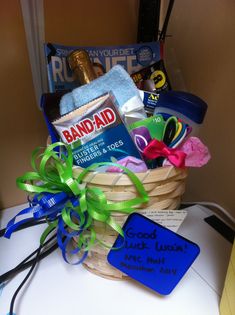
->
[107,213,200,295]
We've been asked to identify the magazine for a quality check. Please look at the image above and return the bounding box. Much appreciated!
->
[44,42,161,92]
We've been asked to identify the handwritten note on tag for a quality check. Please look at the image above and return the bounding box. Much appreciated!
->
[139,209,187,232]
[108,213,200,295]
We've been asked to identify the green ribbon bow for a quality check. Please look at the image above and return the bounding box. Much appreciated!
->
[16,142,149,258]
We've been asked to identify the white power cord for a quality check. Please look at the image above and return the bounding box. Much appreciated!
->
[181,201,235,227]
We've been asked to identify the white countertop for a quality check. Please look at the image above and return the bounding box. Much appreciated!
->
[0,204,232,315]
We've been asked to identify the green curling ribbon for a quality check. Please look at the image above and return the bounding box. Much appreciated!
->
[16,142,149,257]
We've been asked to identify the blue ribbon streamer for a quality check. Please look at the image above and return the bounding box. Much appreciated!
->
[4,192,90,264]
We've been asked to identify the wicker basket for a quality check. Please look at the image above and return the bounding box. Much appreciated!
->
[72,165,187,279]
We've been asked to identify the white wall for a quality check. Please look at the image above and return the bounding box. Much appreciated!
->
[165,0,235,217]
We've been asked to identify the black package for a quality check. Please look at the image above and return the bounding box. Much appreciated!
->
[131,59,171,93]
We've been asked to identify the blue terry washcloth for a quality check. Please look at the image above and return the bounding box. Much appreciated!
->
[60,65,139,115]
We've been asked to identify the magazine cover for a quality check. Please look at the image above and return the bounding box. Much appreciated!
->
[44,42,161,92]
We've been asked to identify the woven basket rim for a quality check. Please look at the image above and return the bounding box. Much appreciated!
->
[73,165,187,185]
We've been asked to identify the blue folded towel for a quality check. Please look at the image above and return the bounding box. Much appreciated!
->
[60,65,139,115]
